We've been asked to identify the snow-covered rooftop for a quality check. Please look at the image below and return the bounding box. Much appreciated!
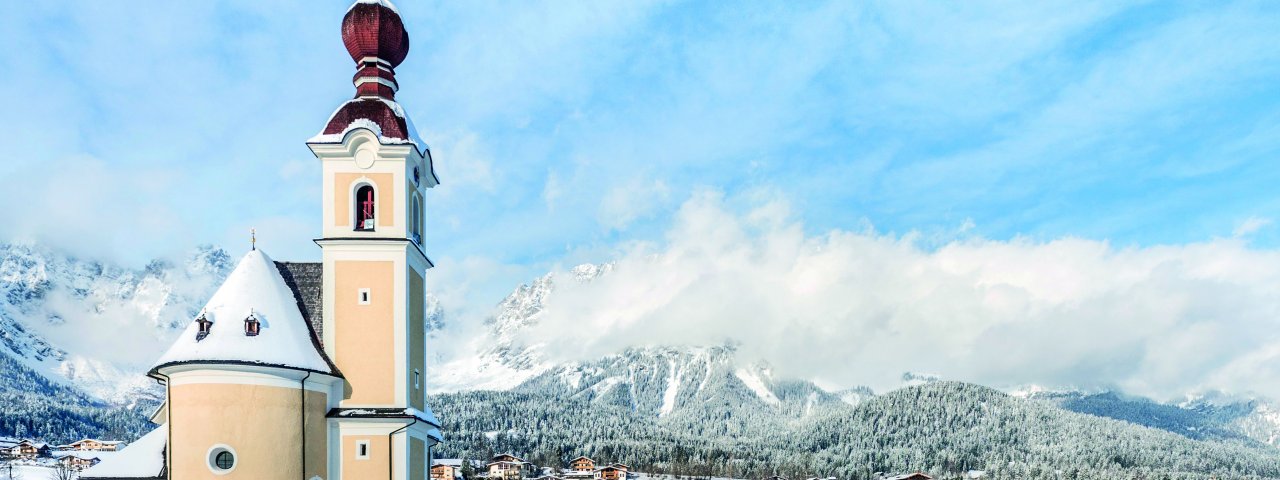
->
[152,250,335,375]
[308,97,430,156]
[79,426,165,479]
[54,450,115,460]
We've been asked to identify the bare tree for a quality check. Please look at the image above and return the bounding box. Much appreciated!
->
[50,463,73,480]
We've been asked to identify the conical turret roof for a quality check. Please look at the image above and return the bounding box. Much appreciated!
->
[152,249,337,375]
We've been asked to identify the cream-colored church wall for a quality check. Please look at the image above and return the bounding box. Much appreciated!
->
[336,421,437,480]
[333,172,396,229]
[342,434,389,480]
[335,259,397,405]
[409,268,426,412]
[168,380,328,479]
[313,131,428,241]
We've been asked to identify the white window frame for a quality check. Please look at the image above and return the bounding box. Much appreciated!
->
[349,179,378,232]
[358,288,372,305]
[355,440,371,460]
[206,444,237,475]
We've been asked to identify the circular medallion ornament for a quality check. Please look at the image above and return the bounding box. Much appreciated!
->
[354,148,376,169]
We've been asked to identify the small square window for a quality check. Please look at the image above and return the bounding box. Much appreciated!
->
[355,440,370,460]
[358,288,371,305]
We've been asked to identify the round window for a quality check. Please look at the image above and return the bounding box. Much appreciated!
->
[206,444,237,475]
[216,451,234,469]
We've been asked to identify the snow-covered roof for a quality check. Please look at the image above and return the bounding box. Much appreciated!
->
[308,97,430,156]
[152,250,335,375]
[55,450,114,460]
[79,426,165,479]
[65,438,125,446]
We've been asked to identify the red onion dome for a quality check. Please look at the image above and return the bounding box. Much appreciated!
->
[321,98,415,143]
[342,0,409,68]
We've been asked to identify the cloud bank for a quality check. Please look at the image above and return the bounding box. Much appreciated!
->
[522,192,1280,399]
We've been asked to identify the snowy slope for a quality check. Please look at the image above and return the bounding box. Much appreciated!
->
[429,264,612,392]
[0,243,231,403]
[8,243,1280,459]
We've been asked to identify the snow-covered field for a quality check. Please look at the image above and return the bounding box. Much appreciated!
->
[1,463,64,480]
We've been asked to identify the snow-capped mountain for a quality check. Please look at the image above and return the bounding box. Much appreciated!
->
[515,345,849,422]
[1012,384,1280,448]
[0,243,231,403]
[9,242,1280,475]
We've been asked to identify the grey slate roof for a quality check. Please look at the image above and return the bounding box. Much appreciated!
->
[275,262,324,346]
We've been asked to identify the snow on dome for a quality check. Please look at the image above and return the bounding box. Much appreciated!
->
[152,250,335,375]
[349,0,400,15]
[79,425,166,479]
[309,97,429,156]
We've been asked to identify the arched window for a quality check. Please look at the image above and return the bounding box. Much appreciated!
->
[411,196,422,244]
[355,185,376,231]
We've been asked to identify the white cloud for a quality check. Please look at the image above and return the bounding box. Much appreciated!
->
[0,156,190,264]
[597,179,671,231]
[521,192,1280,399]
[430,130,497,196]
[1234,216,1273,238]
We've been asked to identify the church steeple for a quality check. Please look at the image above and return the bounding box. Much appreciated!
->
[342,0,410,100]
[309,0,439,169]
[309,1,442,478]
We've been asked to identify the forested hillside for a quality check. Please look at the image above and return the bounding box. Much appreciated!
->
[432,382,1280,480]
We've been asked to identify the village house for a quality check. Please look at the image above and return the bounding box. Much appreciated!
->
[432,460,462,480]
[596,465,626,480]
[58,439,126,452]
[883,474,933,480]
[0,437,17,459]
[433,458,485,480]
[9,440,50,459]
[55,450,114,470]
[78,1,443,479]
[570,456,595,472]
[487,454,532,480]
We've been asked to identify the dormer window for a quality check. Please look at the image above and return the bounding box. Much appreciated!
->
[195,312,213,341]
[355,185,376,231]
[245,311,260,337]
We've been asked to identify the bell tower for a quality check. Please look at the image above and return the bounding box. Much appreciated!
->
[307,0,441,478]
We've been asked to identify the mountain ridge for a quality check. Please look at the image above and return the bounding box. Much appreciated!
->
[4,243,1280,479]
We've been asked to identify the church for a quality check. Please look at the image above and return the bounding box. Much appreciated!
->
[82,0,441,478]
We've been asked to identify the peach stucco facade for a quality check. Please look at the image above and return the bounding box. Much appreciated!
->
[167,375,329,479]
[333,172,395,229]
[334,259,397,405]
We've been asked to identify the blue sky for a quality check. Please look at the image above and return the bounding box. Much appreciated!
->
[4,1,1280,393]
[3,1,1277,268]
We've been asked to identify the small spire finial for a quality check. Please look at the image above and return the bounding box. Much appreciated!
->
[251,228,257,251]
